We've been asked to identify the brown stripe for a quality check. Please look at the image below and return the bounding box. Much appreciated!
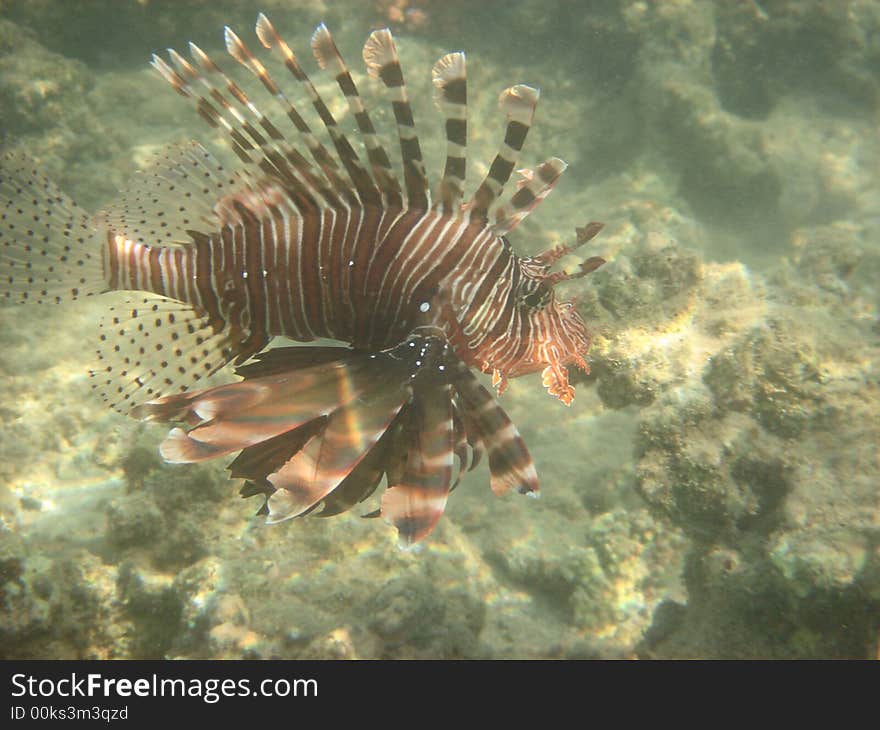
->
[445,156,465,180]
[379,63,404,87]
[148,246,163,295]
[464,245,511,319]
[350,206,383,348]
[191,232,223,331]
[297,209,321,335]
[316,208,337,336]
[260,217,279,333]
[488,157,515,187]
[392,101,414,127]
[445,118,466,147]
[504,120,529,151]
[106,232,119,290]
[238,204,267,356]
[126,240,138,290]
[172,248,186,302]
[337,72,357,96]
[509,185,537,209]
[281,214,312,339]
[444,78,466,105]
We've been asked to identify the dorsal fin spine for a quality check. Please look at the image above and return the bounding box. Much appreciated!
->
[469,84,540,222]
[249,15,379,207]
[431,52,468,214]
[178,43,318,214]
[221,25,351,209]
[311,23,403,209]
[491,157,567,236]
[363,28,430,210]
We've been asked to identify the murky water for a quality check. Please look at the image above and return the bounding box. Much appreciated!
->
[1,0,877,659]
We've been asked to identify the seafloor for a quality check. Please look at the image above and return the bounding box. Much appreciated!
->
[0,0,878,659]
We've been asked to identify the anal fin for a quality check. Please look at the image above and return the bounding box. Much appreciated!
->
[94,294,241,413]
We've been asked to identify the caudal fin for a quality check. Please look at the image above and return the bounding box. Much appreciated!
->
[1,153,106,304]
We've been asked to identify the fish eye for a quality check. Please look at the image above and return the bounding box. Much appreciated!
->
[521,284,551,309]
[523,292,543,307]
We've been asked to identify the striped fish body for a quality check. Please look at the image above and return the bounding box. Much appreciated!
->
[107,202,498,352]
[0,17,607,546]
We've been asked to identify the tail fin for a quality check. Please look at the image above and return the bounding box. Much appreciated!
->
[1,153,106,304]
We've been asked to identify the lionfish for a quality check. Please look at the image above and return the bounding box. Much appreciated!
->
[0,16,605,546]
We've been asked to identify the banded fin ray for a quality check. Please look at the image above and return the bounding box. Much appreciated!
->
[249,13,357,206]
[311,23,404,208]
[312,416,397,518]
[491,157,567,237]
[363,28,430,209]
[245,16,380,207]
[265,373,408,522]
[469,84,540,222]
[381,379,455,547]
[138,351,393,462]
[185,40,330,214]
[431,51,467,213]
[169,42,330,215]
[219,24,353,209]
[452,362,538,496]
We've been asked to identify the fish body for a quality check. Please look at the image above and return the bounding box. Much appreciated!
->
[0,16,605,545]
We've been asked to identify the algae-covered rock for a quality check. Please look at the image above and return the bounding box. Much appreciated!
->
[584,213,764,410]
[637,403,790,540]
[105,492,163,549]
[769,527,869,598]
[116,561,183,659]
[0,525,26,584]
[369,574,486,658]
[0,19,92,137]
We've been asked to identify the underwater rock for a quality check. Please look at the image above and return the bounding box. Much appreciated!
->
[636,392,793,541]
[102,443,230,571]
[0,525,26,584]
[618,0,880,236]
[299,628,359,660]
[368,574,486,659]
[0,19,92,139]
[105,492,163,550]
[116,561,183,659]
[769,527,869,598]
[583,209,763,410]
[0,552,120,659]
[487,504,687,657]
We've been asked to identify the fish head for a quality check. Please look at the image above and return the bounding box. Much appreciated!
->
[504,277,592,405]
